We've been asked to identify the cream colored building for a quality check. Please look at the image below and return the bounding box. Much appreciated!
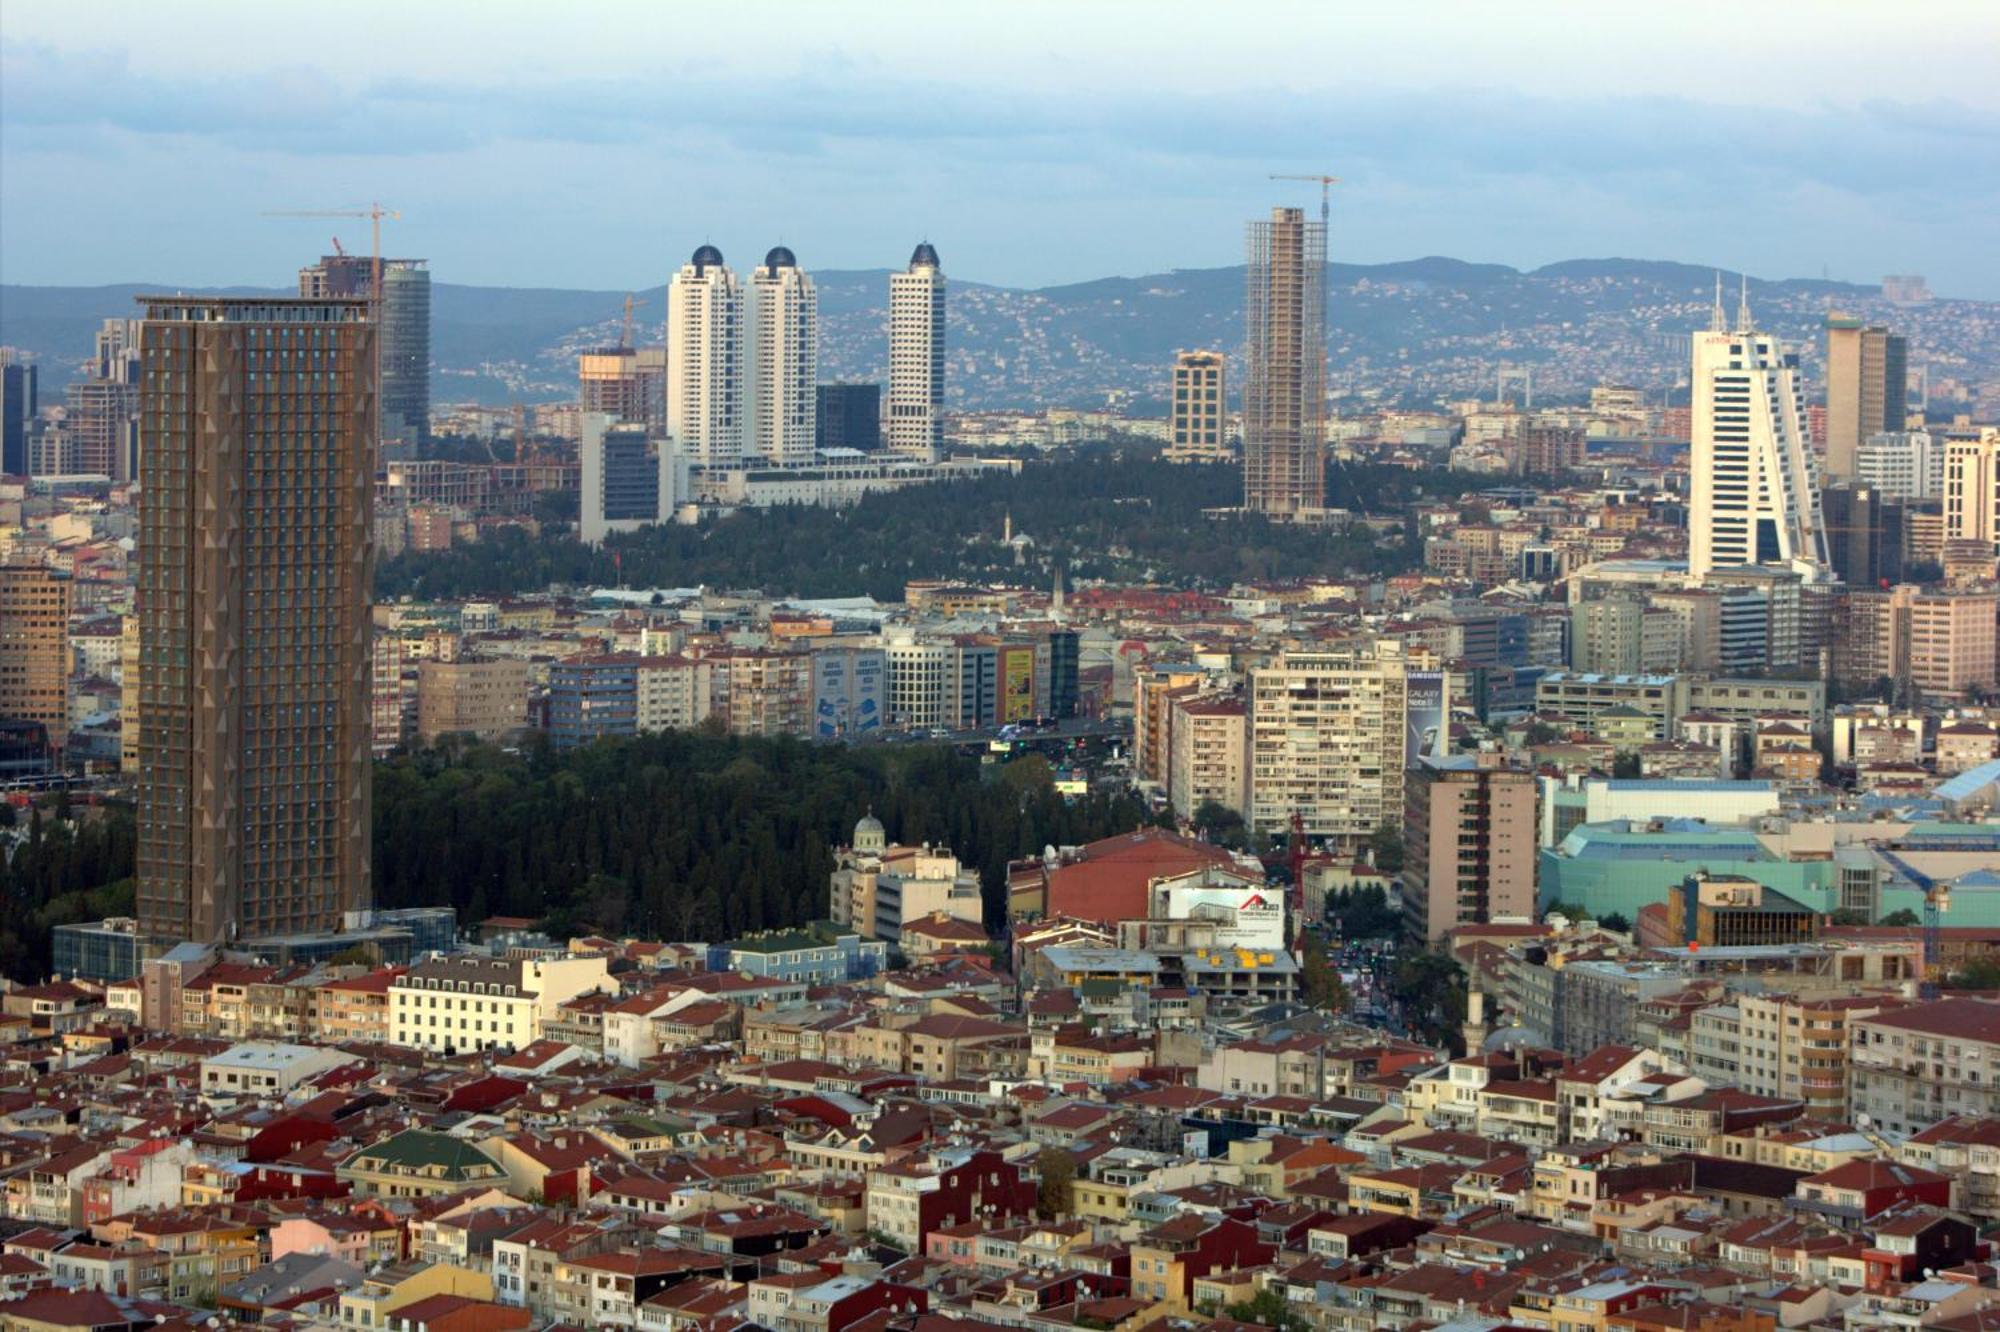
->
[1945,429,2000,552]
[416,657,529,742]
[887,243,946,460]
[1164,350,1228,464]
[636,656,714,733]
[746,248,818,468]
[1167,693,1248,818]
[667,245,743,467]
[1248,640,1408,837]
[389,954,609,1054]
[827,817,982,942]
[1731,992,1893,1121]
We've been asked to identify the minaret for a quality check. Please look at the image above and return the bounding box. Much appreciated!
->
[1052,565,1066,622]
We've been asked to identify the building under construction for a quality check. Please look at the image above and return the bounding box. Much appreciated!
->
[1242,205,1326,517]
[299,254,430,454]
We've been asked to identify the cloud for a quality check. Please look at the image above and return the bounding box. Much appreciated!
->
[4,36,1998,294]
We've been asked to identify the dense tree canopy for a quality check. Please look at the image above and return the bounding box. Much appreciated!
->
[3,734,1161,981]
[378,449,1501,602]
[374,732,1164,938]
[1,803,137,981]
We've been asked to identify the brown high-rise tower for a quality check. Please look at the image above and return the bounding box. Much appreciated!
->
[1242,206,1326,516]
[135,296,376,944]
[0,563,71,754]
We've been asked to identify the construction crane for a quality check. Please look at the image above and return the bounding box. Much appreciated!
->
[619,294,649,350]
[261,202,401,304]
[1269,172,1341,227]
[263,203,401,464]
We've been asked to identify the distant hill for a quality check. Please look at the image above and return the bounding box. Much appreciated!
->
[5,258,1992,412]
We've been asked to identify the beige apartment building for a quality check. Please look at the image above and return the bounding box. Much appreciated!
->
[1164,350,1228,464]
[1248,640,1408,837]
[635,655,714,732]
[1167,693,1248,818]
[0,563,70,754]
[711,649,811,737]
[1838,584,2000,699]
[1730,992,1896,1122]
[1133,663,1206,786]
[416,657,530,742]
[1908,588,1999,697]
[1402,758,1537,941]
[1852,998,2000,1138]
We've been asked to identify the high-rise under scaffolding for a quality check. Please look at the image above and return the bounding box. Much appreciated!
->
[1242,205,1326,516]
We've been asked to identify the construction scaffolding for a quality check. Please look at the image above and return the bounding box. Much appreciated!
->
[1242,206,1327,516]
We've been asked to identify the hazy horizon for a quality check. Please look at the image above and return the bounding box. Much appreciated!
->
[4,1,1998,297]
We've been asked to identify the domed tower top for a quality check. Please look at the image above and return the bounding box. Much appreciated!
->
[763,246,797,274]
[690,244,724,275]
[908,241,941,271]
[853,811,887,854]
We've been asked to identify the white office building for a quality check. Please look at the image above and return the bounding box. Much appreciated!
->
[746,247,818,468]
[1946,429,2000,552]
[1687,280,1828,583]
[887,242,946,460]
[666,244,743,467]
[1856,429,1943,501]
[579,411,685,546]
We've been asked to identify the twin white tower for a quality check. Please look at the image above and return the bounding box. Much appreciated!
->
[664,241,947,468]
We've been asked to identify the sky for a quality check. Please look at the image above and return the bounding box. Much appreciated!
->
[4,0,1999,296]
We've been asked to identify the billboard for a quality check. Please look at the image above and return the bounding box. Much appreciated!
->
[1001,645,1037,723]
[1406,670,1449,765]
[1153,879,1285,949]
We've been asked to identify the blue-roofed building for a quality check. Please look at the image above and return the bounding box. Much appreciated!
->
[1538,818,1838,922]
[1935,758,2000,813]
[1537,776,1780,847]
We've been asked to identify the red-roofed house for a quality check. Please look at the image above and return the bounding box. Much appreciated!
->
[1036,829,1241,927]
[383,1294,533,1332]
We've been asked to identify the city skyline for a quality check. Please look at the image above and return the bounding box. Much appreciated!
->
[4,2,1998,295]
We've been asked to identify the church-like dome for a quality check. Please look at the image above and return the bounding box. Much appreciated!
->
[764,246,797,270]
[690,244,724,273]
[909,241,940,270]
[853,811,887,853]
